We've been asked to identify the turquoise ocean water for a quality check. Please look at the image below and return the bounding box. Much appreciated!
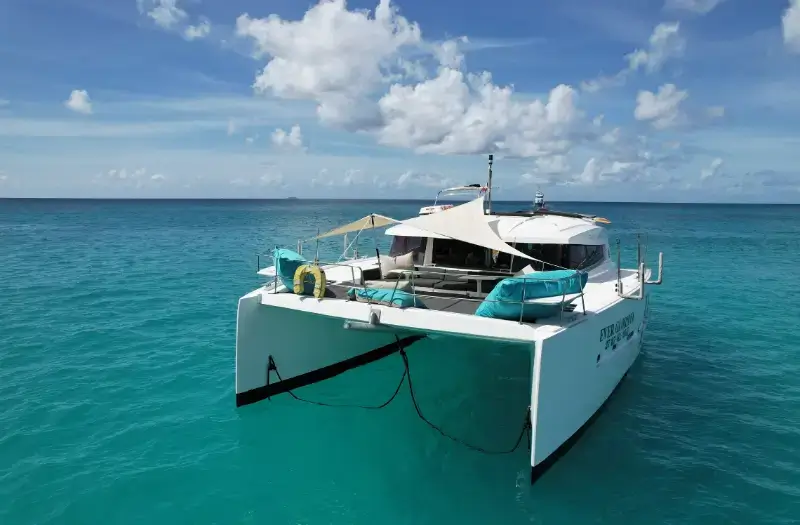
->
[1,198,799,525]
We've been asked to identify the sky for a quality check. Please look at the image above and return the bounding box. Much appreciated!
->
[1,0,799,202]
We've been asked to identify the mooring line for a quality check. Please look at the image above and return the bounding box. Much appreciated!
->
[268,336,532,455]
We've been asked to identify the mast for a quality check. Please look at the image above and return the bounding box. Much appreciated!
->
[486,154,494,215]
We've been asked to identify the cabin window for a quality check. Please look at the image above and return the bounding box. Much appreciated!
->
[431,238,489,268]
[389,236,427,261]
[567,245,587,268]
[503,243,605,272]
[578,245,605,268]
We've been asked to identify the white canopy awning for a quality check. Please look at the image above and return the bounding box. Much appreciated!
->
[312,213,399,240]
[397,196,534,260]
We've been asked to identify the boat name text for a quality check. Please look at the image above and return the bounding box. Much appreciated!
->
[600,312,635,348]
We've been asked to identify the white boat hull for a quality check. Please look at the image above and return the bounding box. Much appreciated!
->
[529,290,648,481]
[235,285,650,483]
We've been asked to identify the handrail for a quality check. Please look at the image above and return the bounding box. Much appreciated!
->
[646,252,664,285]
[615,233,665,301]
[258,253,364,295]
[257,248,589,322]
[388,267,585,323]
[257,251,589,290]
[618,262,645,300]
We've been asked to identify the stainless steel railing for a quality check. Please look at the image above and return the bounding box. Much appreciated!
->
[615,235,664,301]
[256,250,588,324]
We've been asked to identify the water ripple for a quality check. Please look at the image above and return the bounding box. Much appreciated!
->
[2,199,799,525]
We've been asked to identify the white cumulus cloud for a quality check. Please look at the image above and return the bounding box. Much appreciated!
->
[783,0,800,53]
[570,158,645,186]
[395,170,455,189]
[235,0,421,128]
[65,90,93,115]
[93,166,168,190]
[271,125,305,150]
[701,158,724,180]
[635,84,688,129]
[581,22,685,93]
[236,0,593,159]
[138,0,187,29]
[184,20,211,40]
[376,71,581,156]
[626,22,685,73]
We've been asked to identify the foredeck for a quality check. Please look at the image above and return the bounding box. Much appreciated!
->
[256,256,647,333]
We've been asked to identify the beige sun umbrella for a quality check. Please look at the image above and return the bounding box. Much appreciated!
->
[311,213,400,240]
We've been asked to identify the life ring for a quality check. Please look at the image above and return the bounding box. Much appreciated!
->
[293,264,326,298]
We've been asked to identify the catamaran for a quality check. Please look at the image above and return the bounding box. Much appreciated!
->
[235,155,664,484]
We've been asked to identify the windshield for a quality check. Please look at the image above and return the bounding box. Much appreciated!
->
[495,243,605,272]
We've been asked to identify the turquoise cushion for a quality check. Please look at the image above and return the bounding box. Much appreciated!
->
[474,270,588,321]
[273,248,308,291]
[347,288,427,309]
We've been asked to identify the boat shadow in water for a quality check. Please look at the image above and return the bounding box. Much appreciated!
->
[232,333,534,483]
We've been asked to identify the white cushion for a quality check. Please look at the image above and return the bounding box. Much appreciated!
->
[379,251,415,279]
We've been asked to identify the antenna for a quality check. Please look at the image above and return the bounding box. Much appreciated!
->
[486,154,494,214]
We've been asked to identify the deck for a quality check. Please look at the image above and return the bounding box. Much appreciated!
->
[257,256,646,333]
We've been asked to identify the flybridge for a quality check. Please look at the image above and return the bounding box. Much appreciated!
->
[419,185,611,225]
[419,184,488,216]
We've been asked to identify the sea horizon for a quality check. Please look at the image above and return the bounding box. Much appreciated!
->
[2,196,800,206]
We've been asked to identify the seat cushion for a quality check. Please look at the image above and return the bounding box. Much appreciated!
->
[378,251,415,279]
[474,270,588,321]
[273,248,308,290]
[347,287,427,309]
[362,280,412,292]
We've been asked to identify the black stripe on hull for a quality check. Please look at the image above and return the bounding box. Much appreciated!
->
[530,370,630,485]
[235,334,426,407]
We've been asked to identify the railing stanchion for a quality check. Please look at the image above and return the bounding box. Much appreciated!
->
[580,286,587,315]
[645,252,664,285]
[616,239,622,296]
[273,245,278,293]
[636,233,641,278]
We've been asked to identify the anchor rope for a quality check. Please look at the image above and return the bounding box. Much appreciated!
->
[271,359,407,410]
[400,348,531,455]
[268,337,532,455]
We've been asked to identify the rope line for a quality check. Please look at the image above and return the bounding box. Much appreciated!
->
[400,349,531,455]
[271,359,407,410]
[267,337,532,455]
